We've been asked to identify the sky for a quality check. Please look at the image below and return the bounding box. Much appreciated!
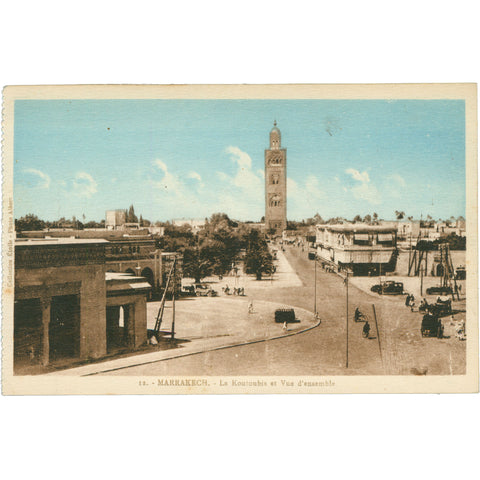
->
[13,99,465,223]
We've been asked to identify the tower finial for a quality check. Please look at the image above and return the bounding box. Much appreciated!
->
[274,119,277,127]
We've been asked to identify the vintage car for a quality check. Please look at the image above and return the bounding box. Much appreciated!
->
[274,308,296,323]
[193,283,218,297]
[426,286,452,295]
[370,280,404,295]
[419,297,452,316]
[421,313,444,338]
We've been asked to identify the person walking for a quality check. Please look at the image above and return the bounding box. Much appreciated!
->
[363,321,370,338]
[283,321,288,332]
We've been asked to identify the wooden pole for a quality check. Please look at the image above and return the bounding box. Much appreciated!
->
[346,271,349,368]
[420,263,424,297]
[314,255,317,315]
[372,304,383,370]
[171,258,176,340]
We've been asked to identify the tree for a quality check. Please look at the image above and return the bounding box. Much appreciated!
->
[15,214,45,232]
[127,205,138,223]
[244,230,274,280]
[245,248,274,280]
[395,210,405,220]
[353,215,362,223]
[182,247,214,283]
[363,214,372,224]
[372,212,379,224]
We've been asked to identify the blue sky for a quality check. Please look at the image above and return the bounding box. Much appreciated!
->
[14,99,465,222]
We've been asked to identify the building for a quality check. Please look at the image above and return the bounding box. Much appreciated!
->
[265,121,287,234]
[172,218,206,233]
[14,238,151,371]
[106,209,126,230]
[315,224,398,276]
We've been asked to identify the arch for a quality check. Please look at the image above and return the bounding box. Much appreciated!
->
[125,268,135,276]
[436,264,445,277]
[141,267,154,286]
[269,194,281,207]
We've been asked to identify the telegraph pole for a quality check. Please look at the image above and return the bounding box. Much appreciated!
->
[171,258,176,341]
[314,254,317,315]
[346,270,349,368]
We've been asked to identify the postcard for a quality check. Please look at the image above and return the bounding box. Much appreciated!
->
[2,84,478,394]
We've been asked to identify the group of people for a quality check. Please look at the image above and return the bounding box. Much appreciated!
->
[222,285,245,296]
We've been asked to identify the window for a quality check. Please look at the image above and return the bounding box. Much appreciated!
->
[270,194,281,207]
[271,174,279,185]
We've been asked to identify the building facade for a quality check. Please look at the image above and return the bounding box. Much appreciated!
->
[106,209,126,230]
[315,224,398,276]
[14,238,151,372]
[265,121,287,234]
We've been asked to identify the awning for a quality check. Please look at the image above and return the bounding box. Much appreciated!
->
[378,234,393,241]
[354,233,369,241]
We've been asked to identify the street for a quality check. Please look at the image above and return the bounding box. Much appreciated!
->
[100,244,466,376]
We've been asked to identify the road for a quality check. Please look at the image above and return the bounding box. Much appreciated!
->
[100,244,466,376]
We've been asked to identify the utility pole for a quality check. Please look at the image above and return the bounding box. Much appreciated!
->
[372,304,383,371]
[420,263,424,297]
[171,258,176,341]
[346,270,349,368]
[314,254,317,315]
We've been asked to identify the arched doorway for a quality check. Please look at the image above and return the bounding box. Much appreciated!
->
[436,264,445,277]
[141,267,154,300]
[141,267,154,286]
[125,268,135,276]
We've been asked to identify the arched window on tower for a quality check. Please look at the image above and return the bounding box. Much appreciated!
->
[270,194,281,207]
[271,174,279,185]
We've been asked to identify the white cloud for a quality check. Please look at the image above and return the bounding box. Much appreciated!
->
[73,172,97,198]
[345,167,380,205]
[188,171,202,182]
[187,171,204,188]
[346,168,370,183]
[152,158,183,195]
[24,168,51,189]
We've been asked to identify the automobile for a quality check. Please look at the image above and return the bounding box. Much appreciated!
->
[193,283,218,297]
[419,297,452,316]
[181,285,196,296]
[455,266,466,280]
[426,286,452,295]
[421,313,444,338]
[370,280,404,295]
[274,308,295,323]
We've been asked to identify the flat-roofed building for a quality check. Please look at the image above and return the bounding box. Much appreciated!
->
[106,209,126,230]
[14,238,151,372]
[315,224,398,276]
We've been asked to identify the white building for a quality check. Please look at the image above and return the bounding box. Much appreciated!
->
[315,224,398,276]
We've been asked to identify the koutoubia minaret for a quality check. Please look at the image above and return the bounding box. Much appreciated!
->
[265,121,287,234]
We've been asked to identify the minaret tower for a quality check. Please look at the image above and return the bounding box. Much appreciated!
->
[265,121,287,234]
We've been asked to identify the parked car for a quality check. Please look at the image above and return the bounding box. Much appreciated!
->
[193,283,218,297]
[370,280,404,295]
[181,285,196,296]
[421,313,444,338]
[426,286,452,295]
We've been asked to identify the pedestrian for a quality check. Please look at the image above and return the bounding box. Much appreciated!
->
[410,300,415,312]
[405,294,411,307]
[248,302,254,314]
[283,321,288,332]
[363,321,370,338]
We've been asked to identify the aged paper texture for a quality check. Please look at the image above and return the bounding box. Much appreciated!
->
[2,84,478,394]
